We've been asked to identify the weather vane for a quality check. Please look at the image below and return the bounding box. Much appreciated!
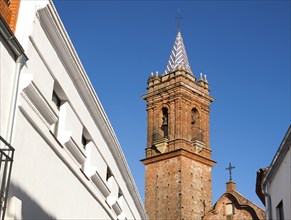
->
[225,162,235,182]
[176,8,183,31]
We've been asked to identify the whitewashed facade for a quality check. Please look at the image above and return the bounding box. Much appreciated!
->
[1,0,146,219]
[0,12,28,220]
[262,126,291,220]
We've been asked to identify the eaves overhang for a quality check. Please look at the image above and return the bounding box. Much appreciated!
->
[262,125,291,190]
[0,15,28,61]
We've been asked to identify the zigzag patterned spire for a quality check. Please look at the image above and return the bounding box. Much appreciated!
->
[164,31,193,75]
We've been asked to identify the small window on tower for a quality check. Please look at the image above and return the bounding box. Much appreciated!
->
[191,108,198,124]
[161,107,168,138]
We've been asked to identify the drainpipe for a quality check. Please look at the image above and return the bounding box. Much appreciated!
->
[262,183,272,220]
[6,54,27,147]
[0,17,28,147]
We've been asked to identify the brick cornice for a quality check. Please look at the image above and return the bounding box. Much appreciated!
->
[141,148,216,167]
[143,81,214,104]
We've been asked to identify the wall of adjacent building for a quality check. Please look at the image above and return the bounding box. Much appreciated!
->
[268,149,291,220]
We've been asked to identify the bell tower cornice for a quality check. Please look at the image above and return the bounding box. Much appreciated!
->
[142,72,214,103]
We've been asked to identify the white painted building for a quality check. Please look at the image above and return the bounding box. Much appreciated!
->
[262,126,291,220]
[0,0,147,219]
[0,10,28,220]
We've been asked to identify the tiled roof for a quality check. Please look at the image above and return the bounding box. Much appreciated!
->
[164,31,193,75]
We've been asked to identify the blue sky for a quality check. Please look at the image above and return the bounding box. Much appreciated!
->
[54,0,290,208]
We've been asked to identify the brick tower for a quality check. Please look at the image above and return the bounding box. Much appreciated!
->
[141,31,215,220]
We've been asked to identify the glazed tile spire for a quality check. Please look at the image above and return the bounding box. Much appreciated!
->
[164,31,193,75]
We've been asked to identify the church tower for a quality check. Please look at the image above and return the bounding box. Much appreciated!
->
[141,31,215,220]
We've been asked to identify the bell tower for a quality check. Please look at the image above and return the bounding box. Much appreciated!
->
[141,31,215,220]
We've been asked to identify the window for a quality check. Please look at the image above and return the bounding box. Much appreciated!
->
[106,167,113,181]
[81,127,91,150]
[51,90,62,135]
[191,108,204,142]
[118,188,123,199]
[81,135,87,149]
[225,203,234,216]
[161,107,168,138]
[52,91,61,110]
[191,108,198,124]
[276,200,284,220]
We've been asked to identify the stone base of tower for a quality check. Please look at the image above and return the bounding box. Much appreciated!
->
[141,149,216,220]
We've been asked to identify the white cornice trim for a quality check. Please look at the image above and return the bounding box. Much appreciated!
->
[36,2,146,218]
[91,172,111,198]
[63,136,87,165]
[112,201,122,216]
[22,81,58,127]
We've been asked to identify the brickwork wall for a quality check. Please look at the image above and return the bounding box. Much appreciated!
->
[181,157,212,219]
[143,152,214,220]
[144,157,182,220]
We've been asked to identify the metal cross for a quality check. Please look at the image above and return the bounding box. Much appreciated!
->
[176,8,183,31]
[225,162,235,182]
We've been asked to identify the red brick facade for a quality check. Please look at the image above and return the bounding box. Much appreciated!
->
[204,182,266,220]
[142,70,215,220]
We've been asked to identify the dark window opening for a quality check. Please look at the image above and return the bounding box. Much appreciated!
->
[106,167,113,181]
[161,107,168,138]
[191,108,198,124]
[52,91,61,110]
[118,188,123,198]
[276,200,284,220]
[81,135,87,149]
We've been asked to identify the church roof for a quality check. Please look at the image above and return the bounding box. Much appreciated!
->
[164,31,193,75]
[204,182,265,220]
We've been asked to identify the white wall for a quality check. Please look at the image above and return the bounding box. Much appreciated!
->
[0,34,17,139]
[269,149,291,220]
[5,0,146,219]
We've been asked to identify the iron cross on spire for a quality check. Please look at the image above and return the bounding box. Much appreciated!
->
[225,162,235,182]
[176,8,182,31]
